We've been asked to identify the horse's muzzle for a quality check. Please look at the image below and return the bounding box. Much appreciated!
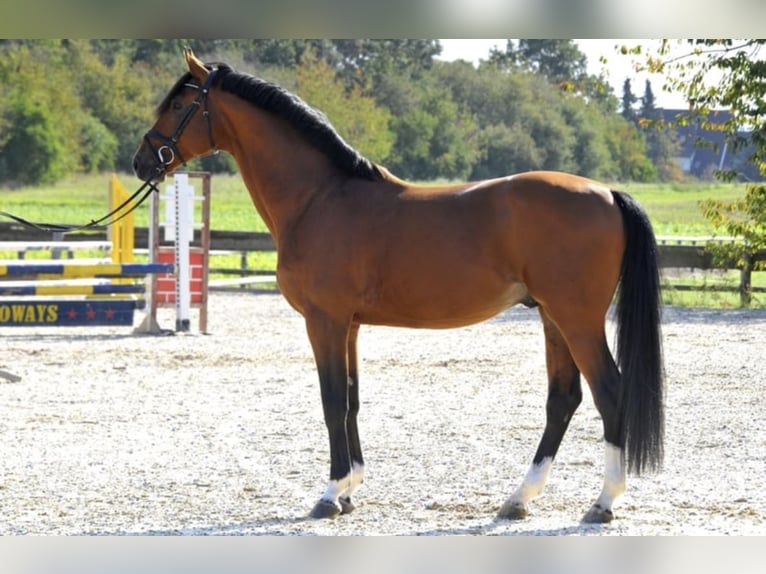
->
[132,148,167,183]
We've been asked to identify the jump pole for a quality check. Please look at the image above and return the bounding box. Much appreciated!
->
[135,189,163,334]
[168,173,194,332]
[108,174,135,266]
[136,172,210,334]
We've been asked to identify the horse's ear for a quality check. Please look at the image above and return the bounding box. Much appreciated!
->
[184,47,208,82]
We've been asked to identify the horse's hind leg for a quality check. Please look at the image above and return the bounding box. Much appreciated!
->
[497,308,582,520]
[553,319,626,523]
[567,335,626,523]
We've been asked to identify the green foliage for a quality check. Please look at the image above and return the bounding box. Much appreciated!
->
[611,68,679,180]
[642,40,766,279]
[295,49,394,164]
[437,62,649,181]
[0,40,163,183]
[434,64,552,178]
[489,40,587,84]
[621,78,638,123]
[0,98,67,185]
[0,39,662,187]
[603,119,657,182]
[326,39,440,89]
[67,41,170,171]
[701,184,766,270]
[79,115,118,173]
[0,42,80,184]
[561,99,618,180]
[380,67,479,180]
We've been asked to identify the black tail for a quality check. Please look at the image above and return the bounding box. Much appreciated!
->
[612,190,665,475]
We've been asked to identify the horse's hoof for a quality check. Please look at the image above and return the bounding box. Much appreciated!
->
[581,504,614,524]
[339,496,356,515]
[309,499,342,519]
[496,500,528,521]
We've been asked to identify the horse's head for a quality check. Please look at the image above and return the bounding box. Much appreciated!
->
[133,48,219,182]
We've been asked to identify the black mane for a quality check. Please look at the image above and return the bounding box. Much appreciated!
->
[160,63,383,181]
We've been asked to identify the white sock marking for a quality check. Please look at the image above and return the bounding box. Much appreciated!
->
[594,442,626,510]
[507,456,553,506]
[320,462,365,504]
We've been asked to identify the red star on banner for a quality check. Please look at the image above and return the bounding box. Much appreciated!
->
[104,308,115,320]
[86,307,97,320]
[67,308,78,320]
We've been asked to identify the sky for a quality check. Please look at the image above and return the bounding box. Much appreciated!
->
[438,39,689,109]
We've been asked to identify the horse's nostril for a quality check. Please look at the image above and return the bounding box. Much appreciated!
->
[132,157,139,175]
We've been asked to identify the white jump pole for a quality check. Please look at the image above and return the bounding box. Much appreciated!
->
[165,174,194,332]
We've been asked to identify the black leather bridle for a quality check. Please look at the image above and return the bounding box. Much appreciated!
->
[142,68,219,176]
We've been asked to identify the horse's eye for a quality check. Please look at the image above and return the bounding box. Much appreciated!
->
[172,100,183,111]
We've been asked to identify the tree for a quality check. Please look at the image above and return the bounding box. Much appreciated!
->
[639,79,682,181]
[0,99,67,185]
[561,98,619,180]
[490,40,587,85]
[380,62,480,180]
[439,59,650,181]
[640,79,657,118]
[67,40,163,172]
[0,40,661,187]
[604,118,657,182]
[331,39,440,86]
[434,61,556,178]
[235,40,440,92]
[0,41,82,184]
[295,49,394,164]
[488,39,615,106]
[639,39,766,299]
[621,78,638,123]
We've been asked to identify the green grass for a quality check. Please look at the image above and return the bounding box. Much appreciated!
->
[2,172,763,307]
[621,181,747,237]
[661,269,765,308]
[201,174,269,233]
[1,172,268,232]
[2,174,112,227]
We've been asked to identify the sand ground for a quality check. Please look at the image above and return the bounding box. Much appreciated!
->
[1,292,763,535]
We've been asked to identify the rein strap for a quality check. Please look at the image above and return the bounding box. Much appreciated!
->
[0,178,159,233]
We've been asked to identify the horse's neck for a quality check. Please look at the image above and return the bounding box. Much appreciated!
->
[217,103,336,243]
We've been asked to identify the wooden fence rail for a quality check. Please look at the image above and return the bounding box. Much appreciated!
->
[655,236,765,306]
[2,223,763,305]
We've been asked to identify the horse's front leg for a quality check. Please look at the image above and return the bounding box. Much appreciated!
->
[305,311,354,519]
[339,321,364,514]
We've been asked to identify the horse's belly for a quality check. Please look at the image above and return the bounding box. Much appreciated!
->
[358,280,530,329]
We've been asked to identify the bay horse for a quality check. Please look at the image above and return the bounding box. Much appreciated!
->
[133,49,664,524]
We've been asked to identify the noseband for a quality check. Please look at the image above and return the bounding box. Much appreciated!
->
[143,68,219,175]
